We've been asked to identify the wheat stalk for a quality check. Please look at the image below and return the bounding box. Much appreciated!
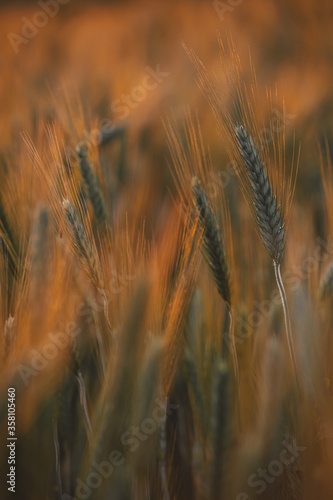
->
[191,176,239,386]
[52,417,63,499]
[319,262,333,300]
[183,348,207,434]
[182,43,299,385]
[210,361,230,500]
[3,315,15,359]
[158,396,170,500]
[235,125,298,386]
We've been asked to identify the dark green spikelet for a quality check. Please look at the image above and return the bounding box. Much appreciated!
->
[210,361,230,500]
[191,176,231,306]
[235,125,285,264]
[77,144,108,227]
[320,262,333,300]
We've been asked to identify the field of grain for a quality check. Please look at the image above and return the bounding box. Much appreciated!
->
[1,1,333,499]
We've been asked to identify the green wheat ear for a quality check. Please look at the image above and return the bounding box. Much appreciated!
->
[191,176,239,385]
[235,125,285,264]
[235,124,298,387]
[191,176,231,307]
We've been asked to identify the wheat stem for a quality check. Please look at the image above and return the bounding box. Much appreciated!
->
[52,417,63,499]
[210,362,229,500]
[319,262,333,300]
[76,369,92,441]
[221,309,239,385]
[274,261,298,386]
[159,397,170,500]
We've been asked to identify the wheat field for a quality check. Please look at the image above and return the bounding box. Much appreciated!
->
[1,1,333,499]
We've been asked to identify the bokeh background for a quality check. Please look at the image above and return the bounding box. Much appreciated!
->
[1,1,333,499]
[1,0,333,230]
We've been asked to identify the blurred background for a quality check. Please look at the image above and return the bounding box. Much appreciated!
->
[1,1,333,499]
[1,0,333,230]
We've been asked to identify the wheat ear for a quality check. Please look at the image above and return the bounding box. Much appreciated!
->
[76,144,108,227]
[191,177,239,385]
[62,199,114,342]
[191,176,231,306]
[235,125,298,385]
[235,125,285,264]
[62,198,104,290]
